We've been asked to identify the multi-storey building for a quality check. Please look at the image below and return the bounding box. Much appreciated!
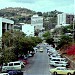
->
[31,14,44,31]
[57,13,74,26]
[0,17,14,49]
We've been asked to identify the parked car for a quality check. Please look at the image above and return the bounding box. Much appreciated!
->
[0,73,9,75]
[33,47,38,51]
[50,67,75,75]
[52,62,68,67]
[8,70,23,75]
[2,61,25,72]
[49,57,68,67]
[49,54,61,59]
[48,52,53,56]
[28,53,32,57]
[19,59,29,65]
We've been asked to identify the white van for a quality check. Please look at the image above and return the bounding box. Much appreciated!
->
[49,57,68,67]
[2,61,24,72]
[0,73,9,75]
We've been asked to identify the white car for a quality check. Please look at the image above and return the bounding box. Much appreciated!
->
[51,62,68,67]
[0,73,9,75]
[49,54,61,59]
[49,57,68,67]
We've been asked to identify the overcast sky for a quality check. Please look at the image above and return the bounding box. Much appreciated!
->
[0,0,74,14]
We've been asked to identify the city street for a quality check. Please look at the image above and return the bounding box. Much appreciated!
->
[23,45,51,75]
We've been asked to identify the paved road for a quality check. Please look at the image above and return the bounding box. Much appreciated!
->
[23,45,51,75]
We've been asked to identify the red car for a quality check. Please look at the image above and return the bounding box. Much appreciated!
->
[18,59,29,65]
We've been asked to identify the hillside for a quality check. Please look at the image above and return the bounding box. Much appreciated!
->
[0,7,36,24]
[0,7,63,30]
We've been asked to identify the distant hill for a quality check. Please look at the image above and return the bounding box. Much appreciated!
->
[0,7,63,30]
[0,7,36,24]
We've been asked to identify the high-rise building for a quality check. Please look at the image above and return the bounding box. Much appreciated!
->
[57,13,74,26]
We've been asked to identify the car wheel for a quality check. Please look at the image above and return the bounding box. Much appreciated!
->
[73,72,75,75]
[53,72,57,75]
[67,72,71,75]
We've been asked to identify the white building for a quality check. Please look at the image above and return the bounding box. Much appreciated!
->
[0,17,14,49]
[31,14,43,31]
[22,24,34,36]
[56,13,74,28]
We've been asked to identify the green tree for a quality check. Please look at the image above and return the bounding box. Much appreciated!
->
[30,36,42,45]
[37,12,42,16]
[3,47,16,63]
[57,35,72,49]
[2,31,13,47]
[2,30,42,62]
[43,31,54,46]
[43,31,51,39]
[2,31,26,62]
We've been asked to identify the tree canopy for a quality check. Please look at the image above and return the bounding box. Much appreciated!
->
[2,31,42,63]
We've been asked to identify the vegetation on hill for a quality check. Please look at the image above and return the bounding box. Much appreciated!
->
[43,10,63,30]
[0,7,62,30]
[0,7,36,24]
